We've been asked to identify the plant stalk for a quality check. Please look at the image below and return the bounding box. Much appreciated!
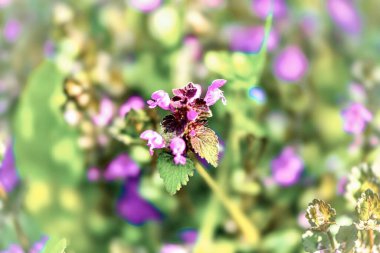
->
[368,229,374,252]
[327,231,336,251]
[194,162,260,245]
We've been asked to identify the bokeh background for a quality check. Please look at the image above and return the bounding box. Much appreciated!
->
[1,0,380,252]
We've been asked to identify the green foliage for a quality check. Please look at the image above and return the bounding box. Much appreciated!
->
[188,125,219,167]
[301,230,330,252]
[12,61,84,184]
[41,238,67,253]
[356,189,380,222]
[336,225,358,252]
[157,152,195,195]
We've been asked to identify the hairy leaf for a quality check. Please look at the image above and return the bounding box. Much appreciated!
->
[356,189,380,222]
[188,125,219,167]
[306,199,336,231]
[157,152,195,195]
[336,225,357,252]
[302,230,330,253]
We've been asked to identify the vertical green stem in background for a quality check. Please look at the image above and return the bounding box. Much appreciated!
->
[326,231,336,251]
[194,162,260,245]
[368,229,374,252]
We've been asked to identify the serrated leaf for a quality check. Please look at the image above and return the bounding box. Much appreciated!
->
[42,238,67,253]
[306,199,336,231]
[188,126,219,167]
[302,230,330,253]
[336,225,358,252]
[157,152,195,195]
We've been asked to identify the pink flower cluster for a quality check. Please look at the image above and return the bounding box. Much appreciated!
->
[140,80,227,165]
[341,103,372,135]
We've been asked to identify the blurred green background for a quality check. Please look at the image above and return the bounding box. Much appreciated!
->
[1,0,380,252]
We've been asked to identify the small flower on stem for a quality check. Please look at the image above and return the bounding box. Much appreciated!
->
[140,130,165,155]
[170,137,187,165]
[341,103,372,135]
[204,79,227,106]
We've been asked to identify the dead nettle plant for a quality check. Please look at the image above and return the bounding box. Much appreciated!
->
[303,163,380,253]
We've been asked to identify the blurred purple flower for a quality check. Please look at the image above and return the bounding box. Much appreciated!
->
[117,176,162,225]
[341,103,372,135]
[180,229,198,244]
[0,143,19,193]
[252,0,287,20]
[29,236,48,253]
[3,19,22,43]
[184,36,202,61]
[119,96,145,117]
[160,244,188,253]
[0,244,24,253]
[229,26,279,53]
[104,153,140,181]
[43,40,55,58]
[0,0,11,8]
[337,176,347,195]
[170,137,187,165]
[327,0,361,34]
[87,167,101,182]
[140,130,166,155]
[271,147,304,187]
[273,46,308,82]
[92,97,115,127]
[204,79,227,106]
[349,83,366,102]
[147,90,171,110]
[129,0,161,13]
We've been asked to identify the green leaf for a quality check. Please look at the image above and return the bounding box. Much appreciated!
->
[302,230,330,253]
[157,152,195,195]
[188,126,219,167]
[356,189,380,222]
[42,238,67,253]
[336,225,358,252]
[12,61,84,184]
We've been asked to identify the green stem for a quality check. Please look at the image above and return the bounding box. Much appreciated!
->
[368,229,374,252]
[327,231,336,251]
[194,162,260,245]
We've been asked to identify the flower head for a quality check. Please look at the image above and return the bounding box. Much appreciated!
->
[92,97,115,127]
[3,19,22,43]
[142,80,226,166]
[327,0,361,34]
[271,147,303,187]
[119,96,145,117]
[147,90,170,110]
[140,130,165,155]
[251,0,287,20]
[341,103,372,135]
[87,167,101,182]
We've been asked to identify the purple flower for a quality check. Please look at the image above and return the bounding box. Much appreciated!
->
[87,167,101,182]
[186,110,198,121]
[341,103,372,135]
[3,19,21,43]
[0,244,24,253]
[251,0,287,20]
[160,244,188,253]
[337,176,348,195]
[128,0,161,13]
[0,143,19,193]
[119,96,145,117]
[170,138,186,165]
[104,153,140,181]
[172,83,202,105]
[0,0,11,8]
[327,0,361,34]
[271,147,304,187]
[147,90,171,110]
[204,79,227,106]
[29,236,48,253]
[92,97,115,127]
[180,229,198,244]
[273,46,308,82]
[229,26,279,53]
[140,130,166,155]
[117,176,162,225]
[43,40,55,58]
